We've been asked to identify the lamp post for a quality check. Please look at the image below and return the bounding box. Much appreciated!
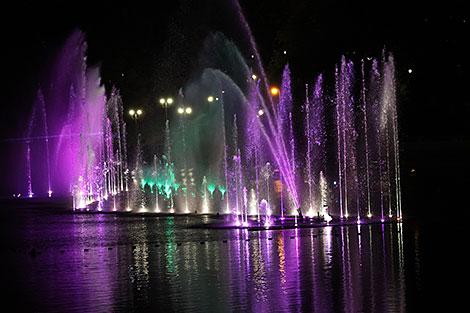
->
[177,104,192,213]
[159,97,174,120]
[128,108,143,211]
[128,109,143,135]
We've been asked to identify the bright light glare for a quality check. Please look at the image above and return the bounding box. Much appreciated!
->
[177,107,184,114]
[252,74,257,80]
[207,96,214,102]
[129,109,135,116]
[257,109,264,116]
[324,213,333,223]
[185,107,192,114]
[159,98,165,104]
[136,109,143,115]
[167,98,173,104]
[270,87,279,95]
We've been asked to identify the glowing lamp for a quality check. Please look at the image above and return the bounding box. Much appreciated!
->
[177,107,184,114]
[185,107,192,114]
[270,87,279,95]
[159,98,165,104]
[207,96,214,102]
[257,109,264,116]
[129,109,135,116]
[167,98,173,104]
[252,74,257,80]
[136,109,143,115]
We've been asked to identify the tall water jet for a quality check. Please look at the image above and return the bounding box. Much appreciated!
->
[308,75,327,218]
[154,155,160,212]
[202,176,209,213]
[361,60,372,218]
[381,53,402,219]
[304,84,314,217]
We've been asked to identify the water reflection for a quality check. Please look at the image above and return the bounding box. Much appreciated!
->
[9,212,409,312]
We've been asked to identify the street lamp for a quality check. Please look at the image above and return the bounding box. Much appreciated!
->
[129,108,143,133]
[177,107,193,115]
[177,104,192,213]
[159,97,174,120]
[270,87,279,96]
[129,109,143,118]
[177,106,192,115]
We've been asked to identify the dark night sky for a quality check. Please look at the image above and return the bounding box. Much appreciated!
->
[2,0,470,139]
[2,0,469,141]
[1,0,469,207]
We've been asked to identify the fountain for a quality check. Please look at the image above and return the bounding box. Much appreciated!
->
[23,30,128,210]
[19,6,403,227]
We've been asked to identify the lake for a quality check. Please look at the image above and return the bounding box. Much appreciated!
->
[0,205,465,312]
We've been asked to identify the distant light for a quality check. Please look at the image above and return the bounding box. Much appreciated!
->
[408,69,413,74]
[411,168,416,173]
[333,180,337,186]
[306,209,315,218]
[221,90,225,94]
[177,107,184,114]
[324,214,333,223]
[185,107,192,114]
[159,98,165,104]
[48,190,52,197]
[207,96,214,102]
[283,50,287,55]
[167,98,173,104]
[129,109,135,116]
[270,87,279,95]
[251,54,255,59]
[136,109,143,115]
[257,109,264,116]
[252,74,257,80]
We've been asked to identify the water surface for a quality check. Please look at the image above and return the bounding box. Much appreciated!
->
[0,206,463,312]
